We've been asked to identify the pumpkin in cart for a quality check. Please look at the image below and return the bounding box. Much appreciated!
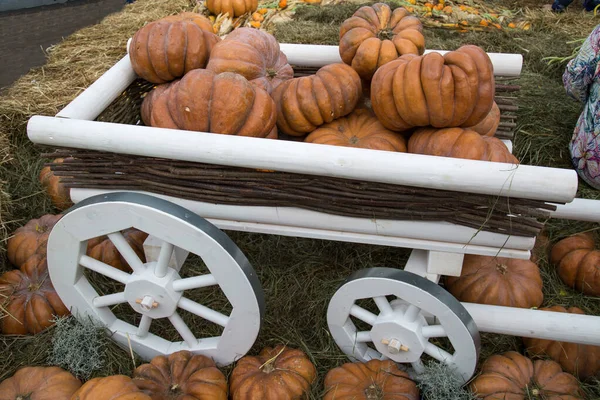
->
[206,28,293,94]
[143,69,278,139]
[323,359,419,400]
[272,63,362,137]
[133,350,228,399]
[550,232,600,296]
[229,345,317,400]
[141,83,172,126]
[408,127,518,163]
[444,255,543,308]
[72,375,151,400]
[205,0,258,18]
[469,351,584,399]
[0,254,70,335]
[371,45,495,131]
[523,306,600,380]
[305,109,407,152]
[86,228,149,272]
[39,158,73,211]
[0,366,82,400]
[6,214,62,267]
[463,101,500,137]
[339,3,425,81]
[129,12,220,84]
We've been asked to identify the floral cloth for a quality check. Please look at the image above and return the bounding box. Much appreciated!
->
[562,24,600,190]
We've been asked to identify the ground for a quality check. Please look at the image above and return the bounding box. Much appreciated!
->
[0,0,599,398]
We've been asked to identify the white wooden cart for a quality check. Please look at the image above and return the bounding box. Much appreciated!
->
[26,42,600,384]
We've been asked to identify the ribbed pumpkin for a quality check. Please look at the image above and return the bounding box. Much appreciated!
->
[371,45,495,131]
[464,101,500,137]
[86,228,149,273]
[6,214,62,267]
[550,232,600,296]
[0,254,70,335]
[444,255,544,308]
[408,127,518,164]
[205,0,258,18]
[39,158,73,211]
[141,83,171,126]
[206,28,293,94]
[229,345,317,400]
[470,351,584,399]
[0,366,82,400]
[304,109,407,152]
[129,12,220,84]
[339,3,425,81]
[523,306,600,380]
[323,360,419,400]
[133,350,228,399]
[272,63,362,137]
[72,375,151,400]
[144,69,277,138]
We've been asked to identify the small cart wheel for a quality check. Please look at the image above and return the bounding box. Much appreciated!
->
[47,192,265,366]
[327,268,480,383]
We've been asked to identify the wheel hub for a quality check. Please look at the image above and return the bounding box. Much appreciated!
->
[124,262,182,319]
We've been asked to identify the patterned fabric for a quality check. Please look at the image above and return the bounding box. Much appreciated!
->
[563,24,600,190]
[552,0,600,12]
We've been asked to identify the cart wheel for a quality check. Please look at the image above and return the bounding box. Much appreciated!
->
[47,192,264,366]
[327,267,480,383]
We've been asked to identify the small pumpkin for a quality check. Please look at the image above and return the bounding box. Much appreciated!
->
[272,63,362,137]
[72,375,151,400]
[144,69,277,139]
[39,158,73,211]
[133,350,228,399]
[141,83,172,126]
[129,12,220,84]
[205,0,258,18]
[371,45,495,131]
[339,3,425,80]
[444,255,543,308]
[0,254,70,335]
[408,127,518,164]
[550,232,600,296]
[470,351,584,399]
[7,214,62,267]
[523,306,600,380]
[229,345,317,400]
[323,359,419,400]
[206,28,293,94]
[86,228,149,273]
[304,109,407,152]
[463,101,500,137]
[0,366,82,400]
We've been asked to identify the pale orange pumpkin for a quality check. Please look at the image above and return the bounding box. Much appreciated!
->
[0,366,82,400]
[39,158,73,211]
[6,214,62,267]
[550,232,600,296]
[72,375,151,400]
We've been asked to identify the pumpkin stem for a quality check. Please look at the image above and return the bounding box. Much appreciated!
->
[495,263,508,274]
[349,136,359,144]
[35,224,47,233]
[266,68,278,78]
[28,282,42,292]
[364,383,383,399]
[377,28,394,41]
[170,383,180,392]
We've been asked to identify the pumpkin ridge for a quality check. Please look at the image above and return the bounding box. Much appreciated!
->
[315,74,335,123]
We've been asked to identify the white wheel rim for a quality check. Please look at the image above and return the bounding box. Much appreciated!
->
[47,192,264,366]
[327,268,480,383]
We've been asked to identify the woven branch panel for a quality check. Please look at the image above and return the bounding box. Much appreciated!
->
[44,150,555,237]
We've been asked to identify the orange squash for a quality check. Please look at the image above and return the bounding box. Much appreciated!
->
[550,232,600,296]
[72,375,151,400]
[463,101,500,136]
[39,158,73,211]
[86,228,149,273]
[205,0,258,18]
[6,214,62,267]
[0,366,81,400]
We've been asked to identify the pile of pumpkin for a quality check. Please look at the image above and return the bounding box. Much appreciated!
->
[130,4,517,165]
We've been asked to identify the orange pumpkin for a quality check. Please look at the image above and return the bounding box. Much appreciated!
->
[229,345,317,399]
[304,109,407,152]
[550,232,600,296]
[463,101,500,137]
[272,63,362,137]
[339,3,425,80]
[408,127,518,163]
[371,45,495,131]
[129,12,220,84]
[470,351,584,399]
[206,28,293,94]
[86,228,149,273]
[72,375,151,400]
[323,359,419,400]
[205,0,258,18]
[39,158,73,211]
[6,214,62,267]
[444,255,544,308]
[523,306,600,380]
[140,83,172,126]
[0,254,70,335]
[133,350,228,399]
[0,366,82,400]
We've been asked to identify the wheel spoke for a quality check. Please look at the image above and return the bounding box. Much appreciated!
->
[155,241,174,278]
[411,359,425,374]
[349,304,378,326]
[373,296,393,315]
[178,297,230,328]
[137,315,152,338]
[171,274,218,291]
[92,292,127,308]
[80,255,131,284]
[107,232,145,274]
[422,325,447,339]
[404,304,421,322]
[168,311,197,347]
[355,331,372,343]
[424,342,454,363]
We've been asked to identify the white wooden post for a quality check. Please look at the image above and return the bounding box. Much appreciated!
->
[143,235,189,271]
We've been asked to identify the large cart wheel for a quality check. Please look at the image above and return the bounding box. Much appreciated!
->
[47,192,265,366]
[327,268,480,383]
